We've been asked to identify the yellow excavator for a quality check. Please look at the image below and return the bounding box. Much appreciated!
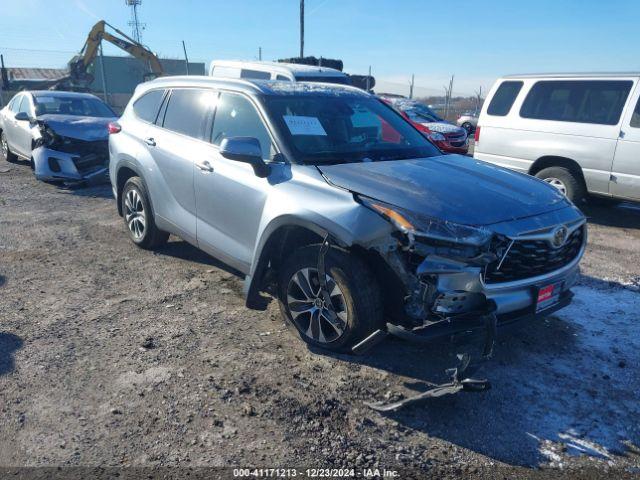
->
[54,20,164,90]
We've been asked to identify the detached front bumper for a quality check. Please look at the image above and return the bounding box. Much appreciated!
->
[390,261,579,342]
[33,146,109,185]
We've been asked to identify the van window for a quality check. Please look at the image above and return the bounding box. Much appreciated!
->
[162,89,216,140]
[520,80,633,125]
[240,69,271,80]
[276,75,290,81]
[487,81,523,116]
[133,89,165,123]
[211,66,241,78]
[630,97,640,128]
[211,93,273,160]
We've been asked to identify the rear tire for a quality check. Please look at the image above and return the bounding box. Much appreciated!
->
[1,132,17,163]
[278,245,383,353]
[121,177,169,249]
[535,166,586,204]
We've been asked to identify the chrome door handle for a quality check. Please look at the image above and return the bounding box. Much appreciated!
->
[144,137,156,146]
[196,160,214,172]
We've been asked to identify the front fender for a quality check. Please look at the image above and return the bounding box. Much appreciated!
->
[243,205,394,307]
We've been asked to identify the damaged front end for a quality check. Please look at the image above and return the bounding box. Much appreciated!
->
[32,120,110,185]
[359,196,502,337]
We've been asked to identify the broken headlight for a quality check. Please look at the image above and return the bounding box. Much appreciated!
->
[37,125,61,148]
[359,196,493,248]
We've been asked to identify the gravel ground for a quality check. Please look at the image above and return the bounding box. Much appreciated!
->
[1,161,639,479]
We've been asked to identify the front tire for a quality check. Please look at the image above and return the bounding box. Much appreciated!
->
[121,177,169,249]
[462,122,474,134]
[1,132,17,163]
[278,245,383,353]
[535,166,586,204]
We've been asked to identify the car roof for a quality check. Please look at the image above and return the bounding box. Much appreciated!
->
[502,72,640,79]
[28,90,101,100]
[210,60,347,78]
[140,75,368,97]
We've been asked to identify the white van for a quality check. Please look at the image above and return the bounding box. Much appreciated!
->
[209,60,351,85]
[474,73,640,203]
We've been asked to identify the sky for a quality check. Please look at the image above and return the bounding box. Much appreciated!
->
[1,0,639,97]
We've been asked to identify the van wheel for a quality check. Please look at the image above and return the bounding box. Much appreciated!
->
[278,245,383,353]
[1,132,17,163]
[535,166,586,204]
[121,177,169,249]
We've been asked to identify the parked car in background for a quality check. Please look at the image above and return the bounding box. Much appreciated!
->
[0,91,116,184]
[209,60,351,85]
[474,73,640,204]
[109,76,585,353]
[380,96,469,154]
[456,110,479,133]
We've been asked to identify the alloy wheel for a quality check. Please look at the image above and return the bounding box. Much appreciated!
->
[543,177,568,196]
[286,267,347,344]
[124,189,146,240]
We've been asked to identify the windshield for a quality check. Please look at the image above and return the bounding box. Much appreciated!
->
[264,94,440,164]
[33,95,116,118]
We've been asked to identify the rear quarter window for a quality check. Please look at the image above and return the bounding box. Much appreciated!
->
[133,89,165,123]
[520,80,633,125]
[487,81,524,116]
[240,69,271,80]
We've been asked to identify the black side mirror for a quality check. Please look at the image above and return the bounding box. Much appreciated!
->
[14,111,32,122]
[219,137,271,178]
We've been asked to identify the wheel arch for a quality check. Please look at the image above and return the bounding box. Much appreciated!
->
[244,216,353,309]
[115,163,145,216]
[529,155,586,185]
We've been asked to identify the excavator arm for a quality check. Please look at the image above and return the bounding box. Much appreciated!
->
[64,20,163,89]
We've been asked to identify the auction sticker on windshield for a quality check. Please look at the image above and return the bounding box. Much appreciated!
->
[283,115,327,136]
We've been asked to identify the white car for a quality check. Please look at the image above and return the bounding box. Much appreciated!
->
[209,60,351,85]
[474,73,640,204]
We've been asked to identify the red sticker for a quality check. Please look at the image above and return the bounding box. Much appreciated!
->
[538,285,555,302]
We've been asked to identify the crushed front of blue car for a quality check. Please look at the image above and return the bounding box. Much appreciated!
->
[31,115,114,185]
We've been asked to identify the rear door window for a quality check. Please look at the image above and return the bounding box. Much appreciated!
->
[162,88,216,140]
[630,96,640,128]
[487,81,523,116]
[133,89,165,123]
[520,80,633,125]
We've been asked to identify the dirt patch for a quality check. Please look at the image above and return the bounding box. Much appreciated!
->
[0,164,639,477]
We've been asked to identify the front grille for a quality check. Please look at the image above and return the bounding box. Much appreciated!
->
[484,225,585,284]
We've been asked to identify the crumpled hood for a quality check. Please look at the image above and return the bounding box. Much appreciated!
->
[318,155,570,226]
[419,122,465,135]
[36,114,116,141]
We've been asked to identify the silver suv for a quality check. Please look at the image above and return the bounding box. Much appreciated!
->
[109,76,586,353]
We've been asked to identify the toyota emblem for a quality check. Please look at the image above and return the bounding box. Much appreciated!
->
[551,226,568,248]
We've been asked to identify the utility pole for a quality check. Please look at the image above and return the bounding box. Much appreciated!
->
[474,86,483,113]
[98,44,109,106]
[125,0,145,44]
[182,40,190,74]
[299,0,305,58]
[258,47,262,61]
[366,66,371,92]
[409,74,415,99]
